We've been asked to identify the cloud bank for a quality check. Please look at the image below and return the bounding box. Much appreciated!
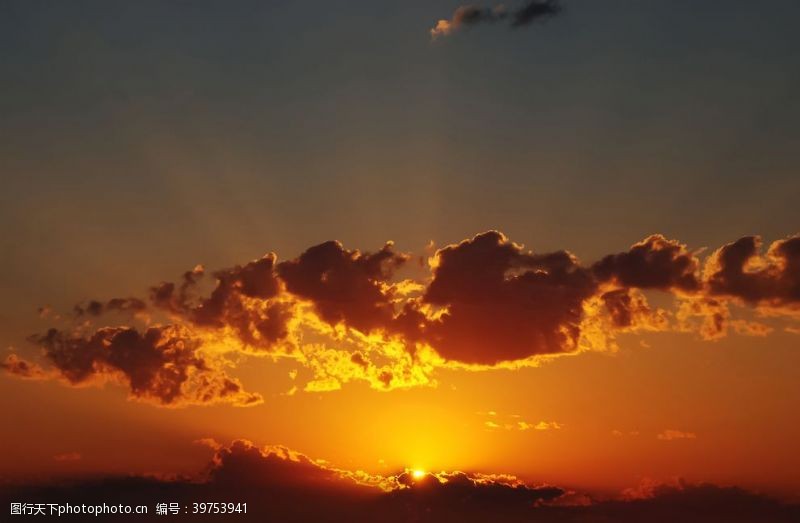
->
[4,230,799,406]
[1,439,796,522]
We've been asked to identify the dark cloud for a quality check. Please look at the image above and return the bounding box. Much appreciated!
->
[277,241,408,333]
[11,231,800,400]
[593,234,701,292]
[413,231,596,365]
[190,255,281,326]
[74,297,147,317]
[511,0,563,27]
[601,288,668,331]
[454,5,508,26]
[205,440,374,492]
[1,441,796,523]
[431,1,562,39]
[602,481,799,523]
[705,235,800,309]
[152,255,292,351]
[390,470,565,515]
[149,265,204,314]
[23,326,261,406]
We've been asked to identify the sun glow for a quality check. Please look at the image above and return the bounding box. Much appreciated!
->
[412,469,427,479]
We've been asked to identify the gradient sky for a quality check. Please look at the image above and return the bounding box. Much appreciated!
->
[1,0,799,503]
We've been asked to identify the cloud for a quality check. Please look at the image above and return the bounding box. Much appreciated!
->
[612,429,640,437]
[6,231,800,404]
[430,5,508,40]
[593,235,701,293]
[657,429,697,441]
[481,411,562,431]
[23,326,262,407]
[154,255,295,352]
[431,1,562,40]
[277,241,408,333]
[676,296,731,341]
[705,235,800,311]
[601,288,669,331]
[205,440,383,492]
[74,297,147,317]
[1,353,49,379]
[413,231,596,365]
[511,0,563,27]
[2,440,796,523]
[612,478,798,522]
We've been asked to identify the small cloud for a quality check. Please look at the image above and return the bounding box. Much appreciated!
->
[1,354,49,380]
[480,411,561,432]
[657,430,697,441]
[534,421,563,431]
[430,1,562,40]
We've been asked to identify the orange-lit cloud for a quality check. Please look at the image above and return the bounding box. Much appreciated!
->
[5,231,800,406]
[1,353,49,379]
[24,326,262,407]
[601,288,669,331]
[479,411,562,432]
[657,429,697,441]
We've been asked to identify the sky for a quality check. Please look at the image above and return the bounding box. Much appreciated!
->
[1,1,799,520]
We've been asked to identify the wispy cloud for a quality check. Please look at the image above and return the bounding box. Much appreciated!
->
[657,430,697,441]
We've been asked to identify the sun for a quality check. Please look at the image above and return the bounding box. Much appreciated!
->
[412,469,427,479]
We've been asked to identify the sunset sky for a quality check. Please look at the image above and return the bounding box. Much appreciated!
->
[1,1,799,520]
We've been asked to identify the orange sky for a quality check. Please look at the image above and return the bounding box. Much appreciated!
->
[2,231,799,501]
[2,3,800,519]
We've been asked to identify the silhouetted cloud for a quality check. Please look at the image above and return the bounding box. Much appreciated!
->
[705,235,800,310]
[161,255,293,351]
[1,440,796,522]
[277,241,408,333]
[6,231,800,403]
[431,0,562,39]
[511,0,563,27]
[593,235,701,292]
[410,231,596,365]
[23,326,262,407]
[74,297,147,317]
[601,288,669,331]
